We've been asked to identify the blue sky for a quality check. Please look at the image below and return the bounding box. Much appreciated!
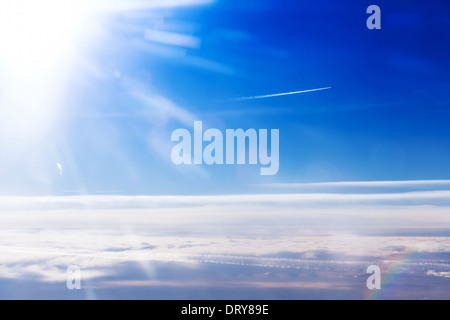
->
[1,0,449,195]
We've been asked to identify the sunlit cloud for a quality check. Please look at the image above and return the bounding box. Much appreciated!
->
[427,271,450,278]
[0,192,449,292]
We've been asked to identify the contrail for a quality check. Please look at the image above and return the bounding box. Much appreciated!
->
[229,87,332,102]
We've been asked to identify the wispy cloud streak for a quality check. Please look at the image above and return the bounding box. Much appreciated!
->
[260,180,450,188]
[1,190,450,210]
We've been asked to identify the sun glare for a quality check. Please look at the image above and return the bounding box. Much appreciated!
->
[0,0,89,75]
[0,0,92,144]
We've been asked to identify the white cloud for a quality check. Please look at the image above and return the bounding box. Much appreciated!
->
[0,193,449,283]
[427,270,450,278]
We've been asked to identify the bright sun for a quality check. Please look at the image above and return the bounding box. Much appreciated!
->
[0,0,90,76]
[0,0,92,143]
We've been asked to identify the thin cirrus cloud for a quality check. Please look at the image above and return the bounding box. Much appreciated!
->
[259,179,450,189]
[1,190,450,210]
